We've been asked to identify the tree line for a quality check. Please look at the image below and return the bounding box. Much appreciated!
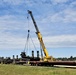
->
[56,56,76,61]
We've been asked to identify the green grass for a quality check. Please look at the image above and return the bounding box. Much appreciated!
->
[0,64,76,75]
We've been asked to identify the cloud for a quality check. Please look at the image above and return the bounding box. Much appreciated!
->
[0,34,76,50]
[43,35,76,48]
[3,0,23,5]
[50,9,76,23]
[0,14,37,50]
[0,14,36,36]
[0,33,39,50]
[0,0,76,51]
[0,0,69,6]
[51,0,68,4]
[1,0,38,6]
[0,35,26,49]
[40,1,76,23]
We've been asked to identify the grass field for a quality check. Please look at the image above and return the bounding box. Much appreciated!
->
[0,64,76,75]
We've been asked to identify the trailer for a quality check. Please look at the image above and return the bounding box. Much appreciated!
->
[29,61,76,66]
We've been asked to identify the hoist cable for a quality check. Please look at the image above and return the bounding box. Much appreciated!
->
[23,13,30,53]
[29,34,37,51]
[24,12,38,56]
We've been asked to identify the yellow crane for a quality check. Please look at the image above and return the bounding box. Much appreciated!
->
[28,10,53,61]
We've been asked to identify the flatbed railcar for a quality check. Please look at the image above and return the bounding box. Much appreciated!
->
[29,61,76,66]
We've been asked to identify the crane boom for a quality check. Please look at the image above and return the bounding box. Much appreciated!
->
[28,10,39,33]
[28,10,53,61]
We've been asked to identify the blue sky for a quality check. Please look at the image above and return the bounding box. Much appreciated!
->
[0,0,76,58]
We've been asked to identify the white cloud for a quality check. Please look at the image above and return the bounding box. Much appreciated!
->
[51,0,68,4]
[0,34,76,50]
[70,1,76,7]
[41,8,76,23]
[0,36,25,49]
[43,35,76,48]
[63,9,76,22]
[51,9,76,23]
[0,0,69,6]
[0,15,76,49]
[3,0,23,5]
[39,1,76,23]
[0,15,37,50]
[0,0,76,51]
[2,0,36,6]
[0,15,35,33]
[0,33,39,50]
